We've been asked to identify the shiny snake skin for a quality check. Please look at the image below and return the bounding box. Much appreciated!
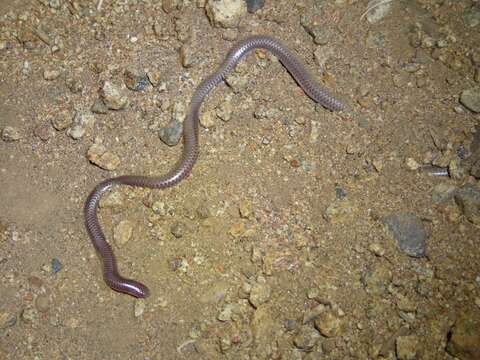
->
[84,35,345,298]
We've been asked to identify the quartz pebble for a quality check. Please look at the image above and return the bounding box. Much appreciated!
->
[2,126,21,142]
[205,0,247,28]
[100,81,129,110]
[87,143,121,170]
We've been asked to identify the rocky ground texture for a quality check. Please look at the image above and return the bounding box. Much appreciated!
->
[1,0,480,359]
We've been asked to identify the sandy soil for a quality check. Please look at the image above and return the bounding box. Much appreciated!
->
[1,0,479,359]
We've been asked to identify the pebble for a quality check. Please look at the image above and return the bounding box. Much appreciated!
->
[196,204,211,219]
[228,220,247,237]
[124,68,150,91]
[152,201,167,216]
[67,125,85,140]
[21,307,37,323]
[0,310,17,329]
[303,304,326,324]
[170,221,187,238]
[87,143,121,170]
[460,87,480,113]
[365,0,393,24]
[2,126,21,142]
[324,199,355,222]
[454,184,480,226]
[217,304,234,322]
[51,111,73,131]
[51,258,62,273]
[446,310,480,360]
[314,311,342,338]
[293,325,321,350]
[100,81,129,110]
[162,0,182,13]
[301,18,330,45]
[114,220,135,247]
[249,281,271,308]
[361,262,392,296]
[66,318,79,329]
[238,200,253,219]
[383,213,427,257]
[91,99,108,114]
[245,0,264,13]
[199,110,216,128]
[35,295,49,313]
[147,69,162,87]
[464,7,480,27]
[43,69,61,80]
[65,75,84,94]
[405,157,420,170]
[134,299,145,317]
[172,101,187,123]
[34,123,54,141]
[432,183,457,204]
[159,120,183,146]
[205,0,247,28]
[396,335,418,360]
[225,72,248,93]
[180,45,196,68]
[216,99,233,122]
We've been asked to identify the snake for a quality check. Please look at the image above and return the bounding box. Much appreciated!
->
[84,35,345,298]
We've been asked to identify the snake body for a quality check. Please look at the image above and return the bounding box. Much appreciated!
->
[84,35,345,298]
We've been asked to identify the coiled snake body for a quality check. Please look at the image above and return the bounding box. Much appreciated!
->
[84,35,345,298]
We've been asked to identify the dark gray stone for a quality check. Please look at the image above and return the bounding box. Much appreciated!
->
[245,0,265,13]
[383,213,427,257]
[159,120,182,146]
[51,258,63,273]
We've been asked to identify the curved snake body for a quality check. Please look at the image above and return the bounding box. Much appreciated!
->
[84,35,345,298]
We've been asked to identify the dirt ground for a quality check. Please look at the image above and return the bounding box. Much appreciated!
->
[1,0,479,359]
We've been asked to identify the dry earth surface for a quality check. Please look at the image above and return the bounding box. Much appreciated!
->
[1,0,480,359]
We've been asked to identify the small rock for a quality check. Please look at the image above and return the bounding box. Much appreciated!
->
[171,221,187,238]
[114,220,135,247]
[446,310,480,360]
[217,304,234,322]
[51,258,62,273]
[293,325,321,350]
[196,204,211,219]
[65,318,79,329]
[51,112,73,131]
[124,68,150,91]
[464,7,480,28]
[35,295,49,313]
[91,99,109,114]
[432,183,457,204]
[180,45,196,68]
[43,69,61,80]
[396,335,418,360]
[366,0,393,24]
[172,101,187,123]
[67,125,85,140]
[65,75,84,94]
[228,220,247,237]
[159,120,183,146]
[199,110,216,128]
[147,69,162,87]
[134,299,145,317]
[249,282,271,308]
[314,311,342,338]
[87,143,121,170]
[225,72,248,93]
[2,126,21,142]
[383,213,427,257]
[0,311,17,329]
[152,201,167,216]
[460,87,480,113]
[324,199,355,222]
[303,304,326,324]
[302,21,330,45]
[245,0,264,13]
[162,0,182,13]
[238,200,253,219]
[21,307,37,323]
[362,262,392,296]
[216,99,233,121]
[100,191,125,209]
[100,81,129,110]
[205,0,247,28]
[34,123,54,141]
[454,184,480,225]
[405,157,421,170]
[449,159,467,180]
